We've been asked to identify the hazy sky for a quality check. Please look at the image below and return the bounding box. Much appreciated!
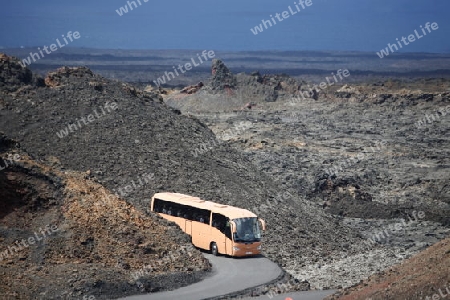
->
[0,0,449,52]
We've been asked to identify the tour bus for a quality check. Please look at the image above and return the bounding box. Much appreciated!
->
[150,192,266,257]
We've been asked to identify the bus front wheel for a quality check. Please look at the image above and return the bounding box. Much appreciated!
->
[210,242,218,256]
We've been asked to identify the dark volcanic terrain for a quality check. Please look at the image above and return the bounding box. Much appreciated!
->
[1,51,449,299]
[164,59,450,290]
[1,53,369,298]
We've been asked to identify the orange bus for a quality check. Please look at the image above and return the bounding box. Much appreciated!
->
[150,192,266,257]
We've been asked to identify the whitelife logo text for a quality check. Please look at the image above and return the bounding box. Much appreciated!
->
[19,31,81,67]
[376,22,438,58]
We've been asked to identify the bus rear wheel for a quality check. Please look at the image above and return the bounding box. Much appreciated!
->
[210,242,218,256]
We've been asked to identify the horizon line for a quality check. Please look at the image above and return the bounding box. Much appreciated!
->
[1,47,450,55]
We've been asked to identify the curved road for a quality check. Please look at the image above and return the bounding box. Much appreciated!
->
[120,254,334,300]
[239,290,335,300]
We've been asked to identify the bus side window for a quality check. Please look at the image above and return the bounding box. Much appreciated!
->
[154,198,168,213]
[188,207,210,223]
[212,220,218,228]
[212,213,222,230]
[183,207,191,219]
[212,214,232,239]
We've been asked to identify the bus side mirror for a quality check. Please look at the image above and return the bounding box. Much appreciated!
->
[259,218,266,231]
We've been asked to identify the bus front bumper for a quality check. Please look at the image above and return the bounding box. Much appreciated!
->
[232,243,262,257]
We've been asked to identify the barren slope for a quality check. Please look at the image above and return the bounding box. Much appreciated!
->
[325,237,450,300]
[0,133,210,299]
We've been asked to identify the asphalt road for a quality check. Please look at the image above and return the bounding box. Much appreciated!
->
[120,254,334,300]
[239,290,335,300]
[121,254,280,300]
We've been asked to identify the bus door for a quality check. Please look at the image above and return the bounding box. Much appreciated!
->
[225,223,233,255]
[212,213,228,254]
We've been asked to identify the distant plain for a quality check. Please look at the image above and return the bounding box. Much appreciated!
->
[4,48,450,86]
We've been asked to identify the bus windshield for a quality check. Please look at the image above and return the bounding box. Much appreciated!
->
[233,217,261,242]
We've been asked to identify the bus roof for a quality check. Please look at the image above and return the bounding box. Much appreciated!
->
[152,192,257,220]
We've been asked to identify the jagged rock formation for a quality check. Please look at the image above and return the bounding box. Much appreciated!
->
[335,84,361,99]
[210,59,237,91]
[45,66,94,87]
[0,53,44,92]
[165,60,307,112]
[180,81,204,94]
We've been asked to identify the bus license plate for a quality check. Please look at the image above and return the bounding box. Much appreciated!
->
[246,251,252,254]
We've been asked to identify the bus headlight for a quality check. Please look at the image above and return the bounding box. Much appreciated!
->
[233,246,240,251]
[257,245,262,250]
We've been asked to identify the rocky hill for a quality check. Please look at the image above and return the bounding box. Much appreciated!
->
[0,133,210,299]
[326,237,450,300]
